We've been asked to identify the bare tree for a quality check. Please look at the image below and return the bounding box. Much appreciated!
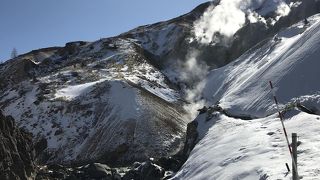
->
[11,48,18,59]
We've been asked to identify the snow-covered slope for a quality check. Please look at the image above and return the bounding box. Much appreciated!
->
[202,14,320,117]
[175,14,320,180]
[0,37,187,165]
[175,111,320,179]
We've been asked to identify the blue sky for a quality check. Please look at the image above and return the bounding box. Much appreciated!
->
[0,0,208,61]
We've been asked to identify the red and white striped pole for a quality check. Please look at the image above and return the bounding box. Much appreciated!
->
[269,81,298,178]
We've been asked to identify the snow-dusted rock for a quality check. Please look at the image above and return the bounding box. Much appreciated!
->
[0,37,187,165]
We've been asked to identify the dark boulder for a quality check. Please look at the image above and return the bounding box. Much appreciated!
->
[181,120,199,157]
[197,106,208,114]
[123,160,165,180]
[155,156,181,172]
[81,163,114,179]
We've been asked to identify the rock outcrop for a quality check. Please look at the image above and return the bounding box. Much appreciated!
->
[36,163,122,180]
[0,112,35,180]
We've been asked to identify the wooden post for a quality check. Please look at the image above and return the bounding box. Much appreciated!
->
[292,133,298,180]
[285,163,290,172]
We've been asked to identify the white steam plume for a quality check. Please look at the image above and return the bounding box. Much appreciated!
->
[194,0,247,45]
[193,0,291,45]
[275,2,291,20]
[178,50,209,120]
[181,0,292,120]
[180,50,208,84]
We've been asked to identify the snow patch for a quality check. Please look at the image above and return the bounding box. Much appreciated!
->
[54,79,107,100]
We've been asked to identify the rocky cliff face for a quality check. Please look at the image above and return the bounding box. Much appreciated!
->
[0,112,35,180]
